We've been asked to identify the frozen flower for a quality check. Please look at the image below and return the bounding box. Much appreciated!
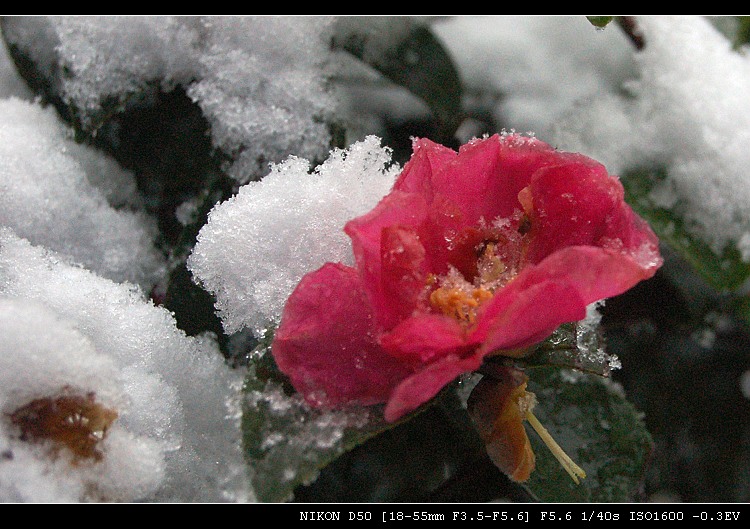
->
[272,133,662,427]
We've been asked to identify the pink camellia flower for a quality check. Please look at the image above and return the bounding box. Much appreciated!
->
[272,133,662,430]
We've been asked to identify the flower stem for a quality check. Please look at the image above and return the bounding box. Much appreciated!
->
[525,409,586,484]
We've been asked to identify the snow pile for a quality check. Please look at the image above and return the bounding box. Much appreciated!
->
[2,16,340,182]
[432,16,635,134]
[0,97,164,289]
[0,230,250,502]
[186,16,338,181]
[552,16,750,262]
[0,297,165,502]
[188,135,399,336]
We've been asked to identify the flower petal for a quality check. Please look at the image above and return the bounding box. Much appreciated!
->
[430,134,583,225]
[379,314,474,365]
[524,159,661,266]
[474,243,659,356]
[528,245,660,302]
[273,262,412,407]
[384,353,483,422]
[379,225,429,322]
[393,137,458,200]
[345,191,431,329]
[473,278,587,355]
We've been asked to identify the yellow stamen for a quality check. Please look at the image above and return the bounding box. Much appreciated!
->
[430,286,493,325]
[429,242,511,325]
[525,408,587,484]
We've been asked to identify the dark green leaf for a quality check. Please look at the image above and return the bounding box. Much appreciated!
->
[162,168,236,346]
[731,295,750,329]
[294,384,485,502]
[622,167,750,291]
[241,341,400,503]
[524,368,653,502]
[586,16,615,29]
[333,19,464,142]
[733,16,750,49]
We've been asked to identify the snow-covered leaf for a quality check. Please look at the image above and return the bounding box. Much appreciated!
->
[521,326,617,379]
[241,339,397,503]
[623,167,750,291]
[293,383,485,502]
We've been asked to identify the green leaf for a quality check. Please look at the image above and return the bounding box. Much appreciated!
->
[333,19,464,141]
[294,383,486,502]
[586,16,615,29]
[241,340,400,503]
[732,16,750,49]
[523,368,653,502]
[730,295,750,329]
[622,167,750,291]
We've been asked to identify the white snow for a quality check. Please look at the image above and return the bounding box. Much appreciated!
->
[0,297,165,502]
[432,15,636,135]
[0,97,164,289]
[577,301,621,372]
[186,16,339,181]
[2,16,341,183]
[552,16,750,263]
[0,230,250,502]
[188,135,399,336]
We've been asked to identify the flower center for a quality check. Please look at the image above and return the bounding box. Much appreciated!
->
[429,283,493,325]
[429,242,516,325]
